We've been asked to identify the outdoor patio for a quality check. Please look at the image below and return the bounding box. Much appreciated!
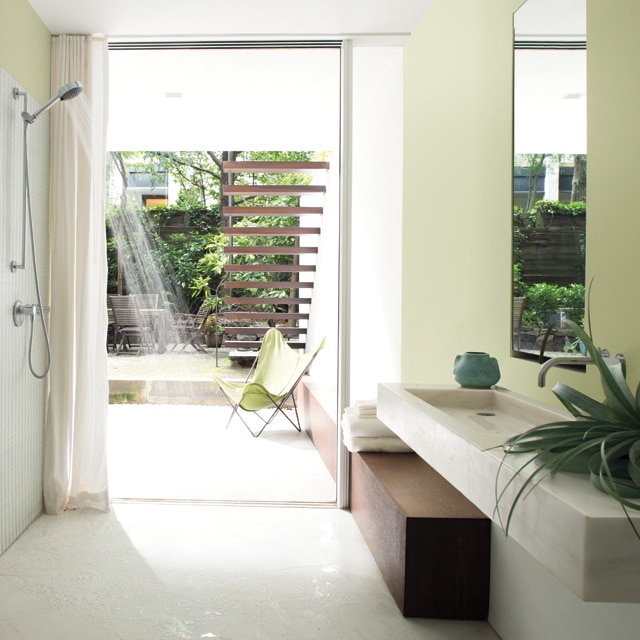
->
[107,343,264,403]
[108,345,240,384]
[107,346,337,505]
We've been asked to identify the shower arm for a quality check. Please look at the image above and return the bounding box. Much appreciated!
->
[10,88,29,272]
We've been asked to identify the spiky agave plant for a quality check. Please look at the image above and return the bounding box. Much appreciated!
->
[495,320,640,540]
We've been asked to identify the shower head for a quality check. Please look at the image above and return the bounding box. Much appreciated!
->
[59,80,84,101]
[21,80,83,124]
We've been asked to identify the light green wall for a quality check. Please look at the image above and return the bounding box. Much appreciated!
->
[402,0,520,385]
[402,0,640,405]
[586,0,640,390]
[0,0,50,102]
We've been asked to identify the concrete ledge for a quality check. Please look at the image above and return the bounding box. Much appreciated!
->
[109,378,226,405]
[109,377,299,408]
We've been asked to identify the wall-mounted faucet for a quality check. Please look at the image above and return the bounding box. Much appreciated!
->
[538,349,626,387]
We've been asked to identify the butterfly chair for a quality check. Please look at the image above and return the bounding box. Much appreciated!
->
[213,328,325,438]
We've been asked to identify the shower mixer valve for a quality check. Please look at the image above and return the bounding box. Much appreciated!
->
[13,300,50,327]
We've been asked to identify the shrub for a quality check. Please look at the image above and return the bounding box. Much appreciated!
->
[523,282,585,326]
[530,199,586,218]
[147,204,220,234]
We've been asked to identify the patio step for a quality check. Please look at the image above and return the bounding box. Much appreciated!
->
[223,280,314,290]
[227,341,306,353]
[224,246,318,256]
[222,226,321,235]
[225,337,307,351]
[223,184,326,197]
[223,297,312,306]
[226,342,265,352]
[223,160,330,173]
[222,206,323,216]
[224,326,307,337]
[223,264,316,273]
[224,312,309,322]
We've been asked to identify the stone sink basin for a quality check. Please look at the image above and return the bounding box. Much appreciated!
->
[404,385,568,450]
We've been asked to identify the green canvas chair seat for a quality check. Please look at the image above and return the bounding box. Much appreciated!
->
[213,328,325,437]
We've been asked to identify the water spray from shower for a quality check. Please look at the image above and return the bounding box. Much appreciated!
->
[11,81,83,379]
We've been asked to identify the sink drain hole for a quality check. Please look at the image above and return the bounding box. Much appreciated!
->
[476,412,496,417]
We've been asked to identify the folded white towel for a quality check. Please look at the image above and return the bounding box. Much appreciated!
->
[342,407,395,438]
[343,433,412,453]
[354,399,377,418]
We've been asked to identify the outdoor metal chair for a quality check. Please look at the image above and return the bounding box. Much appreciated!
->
[108,294,154,355]
[170,302,210,352]
[513,296,528,350]
[213,328,325,437]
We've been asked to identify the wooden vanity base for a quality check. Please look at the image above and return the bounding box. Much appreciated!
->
[350,452,490,619]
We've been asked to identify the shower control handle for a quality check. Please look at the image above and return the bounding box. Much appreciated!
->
[13,300,50,327]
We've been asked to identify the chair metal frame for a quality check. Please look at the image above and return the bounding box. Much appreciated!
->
[213,328,325,438]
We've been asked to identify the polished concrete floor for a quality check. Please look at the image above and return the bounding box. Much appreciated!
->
[0,503,500,640]
[0,354,501,638]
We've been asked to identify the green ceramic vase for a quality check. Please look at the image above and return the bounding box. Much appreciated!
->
[453,351,500,389]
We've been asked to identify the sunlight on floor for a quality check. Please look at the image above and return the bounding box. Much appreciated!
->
[107,404,336,504]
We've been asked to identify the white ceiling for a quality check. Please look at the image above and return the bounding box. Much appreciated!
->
[515,0,586,38]
[27,0,434,39]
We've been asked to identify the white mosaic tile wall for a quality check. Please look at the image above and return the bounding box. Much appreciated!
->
[0,67,50,555]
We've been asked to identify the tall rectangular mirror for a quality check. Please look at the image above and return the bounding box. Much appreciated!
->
[512,0,587,358]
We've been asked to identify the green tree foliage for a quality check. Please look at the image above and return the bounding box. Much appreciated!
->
[107,150,320,312]
[147,204,221,235]
[140,150,318,208]
[143,151,225,208]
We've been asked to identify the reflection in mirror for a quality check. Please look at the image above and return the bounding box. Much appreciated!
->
[512,0,587,359]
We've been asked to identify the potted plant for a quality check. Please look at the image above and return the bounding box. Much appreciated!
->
[496,320,640,541]
[203,315,224,348]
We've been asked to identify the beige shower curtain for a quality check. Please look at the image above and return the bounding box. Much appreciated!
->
[43,35,110,514]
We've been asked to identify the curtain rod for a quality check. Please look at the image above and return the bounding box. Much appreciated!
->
[515,40,586,50]
[109,39,343,51]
